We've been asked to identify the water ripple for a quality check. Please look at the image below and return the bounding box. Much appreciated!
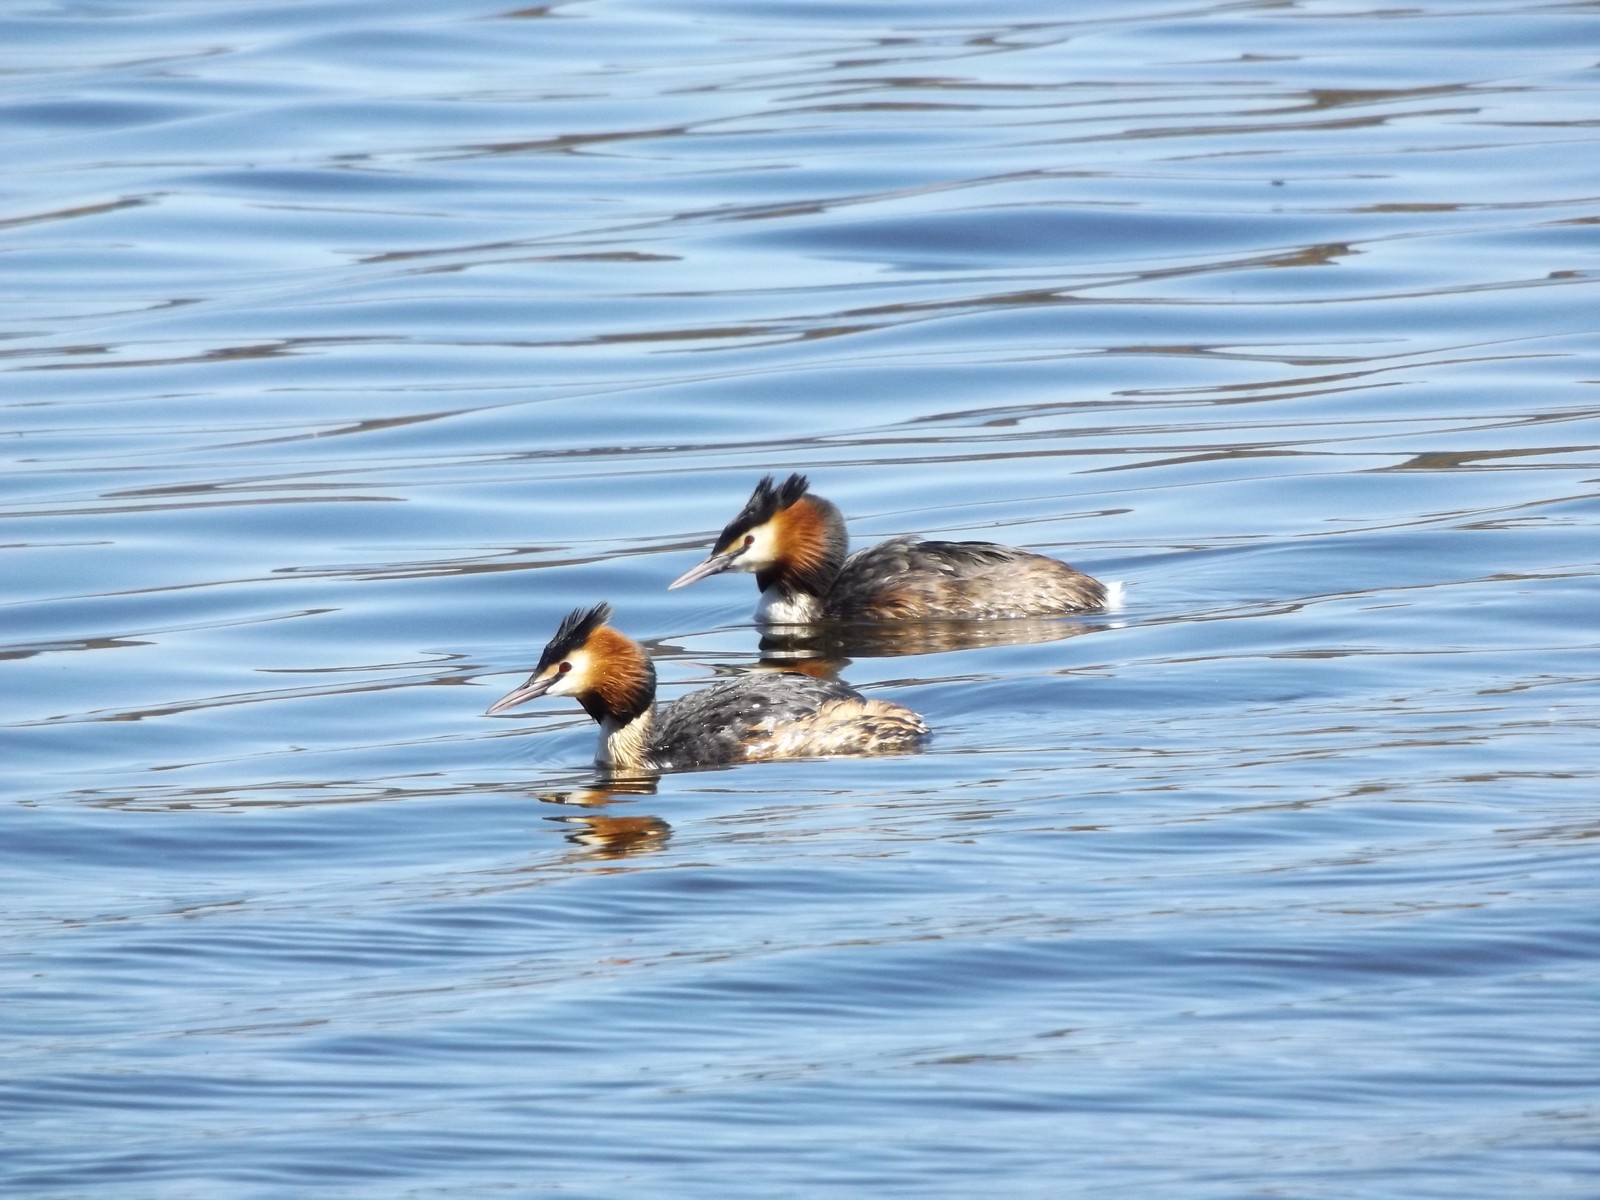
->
[4,0,1599,1196]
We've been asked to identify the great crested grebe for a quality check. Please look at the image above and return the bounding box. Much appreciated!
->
[484,603,927,771]
[669,473,1109,623]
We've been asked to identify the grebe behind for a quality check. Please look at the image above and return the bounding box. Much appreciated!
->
[485,603,927,771]
[669,474,1109,622]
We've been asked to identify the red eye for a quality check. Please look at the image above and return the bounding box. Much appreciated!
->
[558,661,572,674]
[743,535,755,547]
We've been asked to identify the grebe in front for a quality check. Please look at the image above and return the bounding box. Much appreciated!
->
[485,603,927,771]
[669,473,1109,623]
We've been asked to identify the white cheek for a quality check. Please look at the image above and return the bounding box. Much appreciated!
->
[547,648,592,695]
[739,523,780,571]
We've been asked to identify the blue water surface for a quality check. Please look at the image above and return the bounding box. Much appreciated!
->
[3,1,1599,1196]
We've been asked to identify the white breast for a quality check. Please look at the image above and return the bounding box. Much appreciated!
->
[756,587,822,624]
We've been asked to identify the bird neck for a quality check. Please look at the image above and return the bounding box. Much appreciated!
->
[757,494,847,607]
[576,628,658,768]
[597,706,658,772]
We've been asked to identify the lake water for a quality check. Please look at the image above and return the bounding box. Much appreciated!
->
[4,1,1599,1196]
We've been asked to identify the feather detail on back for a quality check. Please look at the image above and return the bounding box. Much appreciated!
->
[646,672,925,769]
[821,536,1106,619]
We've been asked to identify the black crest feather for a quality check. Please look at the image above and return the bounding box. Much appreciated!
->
[538,602,612,671]
[715,473,811,552]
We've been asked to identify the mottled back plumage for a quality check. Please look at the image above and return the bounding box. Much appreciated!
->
[825,536,1107,620]
[648,671,927,770]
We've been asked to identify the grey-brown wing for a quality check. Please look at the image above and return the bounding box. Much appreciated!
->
[828,536,1104,618]
[651,673,858,767]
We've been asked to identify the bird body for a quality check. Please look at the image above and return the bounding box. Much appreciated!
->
[671,474,1108,622]
[486,604,927,771]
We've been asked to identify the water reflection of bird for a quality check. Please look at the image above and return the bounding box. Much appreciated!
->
[670,473,1110,624]
[554,812,672,858]
[485,603,927,771]
[758,614,1102,662]
[531,783,671,859]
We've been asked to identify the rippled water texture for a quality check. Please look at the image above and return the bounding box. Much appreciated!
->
[5,1,1599,1196]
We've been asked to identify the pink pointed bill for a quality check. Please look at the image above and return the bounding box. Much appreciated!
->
[485,673,556,716]
[668,551,738,590]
